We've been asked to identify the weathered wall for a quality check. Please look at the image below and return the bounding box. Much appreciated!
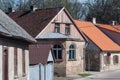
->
[66,41,85,76]
[85,39,101,71]
[0,36,29,80]
[100,52,120,71]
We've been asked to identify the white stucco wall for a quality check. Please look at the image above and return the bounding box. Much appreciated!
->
[100,52,120,71]
[25,50,29,80]
[8,47,14,80]
[0,45,3,80]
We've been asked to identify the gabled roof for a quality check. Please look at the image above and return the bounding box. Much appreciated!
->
[96,24,120,45]
[8,7,62,37]
[0,9,36,43]
[74,20,120,51]
[29,44,53,65]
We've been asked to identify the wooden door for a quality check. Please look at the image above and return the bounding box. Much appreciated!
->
[3,48,8,80]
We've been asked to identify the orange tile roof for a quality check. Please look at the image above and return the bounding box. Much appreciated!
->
[74,20,120,51]
[97,24,120,45]
[97,24,120,33]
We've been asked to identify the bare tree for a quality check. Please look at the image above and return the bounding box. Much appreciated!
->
[84,0,120,24]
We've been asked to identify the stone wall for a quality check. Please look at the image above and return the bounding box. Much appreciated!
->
[66,41,85,76]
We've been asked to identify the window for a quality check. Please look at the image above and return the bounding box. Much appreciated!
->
[65,24,70,35]
[113,55,119,64]
[54,23,60,33]
[53,44,62,60]
[69,44,76,60]
[104,56,110,65]
[14,48,18,77]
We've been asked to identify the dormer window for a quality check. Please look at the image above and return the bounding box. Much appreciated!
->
[54,23,60,33]
[65,24,70,35]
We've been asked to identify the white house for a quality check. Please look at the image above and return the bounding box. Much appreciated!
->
[29,44,54,80]
[0,9,36,80]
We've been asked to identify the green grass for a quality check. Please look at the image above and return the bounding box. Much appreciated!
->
[79,73,92,77]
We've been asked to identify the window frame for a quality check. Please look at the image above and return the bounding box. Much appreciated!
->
[54,23,60,33]
[68,44,76,60]
[65,24,70,35]
[52,44,62,61]
[113,55,119,65]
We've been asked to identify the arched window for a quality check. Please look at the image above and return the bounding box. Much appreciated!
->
[113,55,119,64]
[53,44,62,60]
[69,44,76,60]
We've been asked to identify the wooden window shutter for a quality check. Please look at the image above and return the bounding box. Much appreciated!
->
[14,48,18,77]
[22,50,26,76]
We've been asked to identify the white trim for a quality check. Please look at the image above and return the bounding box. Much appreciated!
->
[35,7,65,39]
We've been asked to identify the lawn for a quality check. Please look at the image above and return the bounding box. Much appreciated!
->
[79,73,92,77]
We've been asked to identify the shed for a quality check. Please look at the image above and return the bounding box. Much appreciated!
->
[29,44,54,80]
[0,9,36,80]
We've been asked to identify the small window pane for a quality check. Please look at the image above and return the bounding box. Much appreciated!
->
[53,50,57,59]
[65,24,70,35]
[58,50,62,59]
[54,23,60,33]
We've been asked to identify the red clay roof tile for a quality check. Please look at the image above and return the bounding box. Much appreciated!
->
[74,20,120,51]
[97,24,120,45]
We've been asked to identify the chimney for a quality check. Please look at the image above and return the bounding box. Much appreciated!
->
[112,21,116,25]
[92,17,96,24]
[30,5,38,12]
[8,8,15,13]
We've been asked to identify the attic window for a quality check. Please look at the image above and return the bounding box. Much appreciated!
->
[54,23,60,33]
[65,24,70,35]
